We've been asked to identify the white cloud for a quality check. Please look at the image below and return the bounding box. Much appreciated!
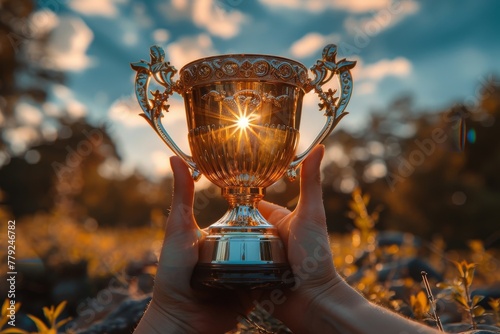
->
[166,34,218,67]
[151,150,170,177]
[68,0,127,17]
[157,0,247,38]
[108,95,186,128]
[50,84,88,118]
[43,16,94,72]
[331,0,393,13]
[173,0,189,11]
[122,31,139,46]
[108,96,148,128]
[157,1,190,21]
[259,0,418,14]
[349,57,412,95]
[152,29,170,44]
[290,32,339,59]
[192,0,247,39]
[344,1,419,35]
[357,82,376,95]
[259,0,320,12]
[360,57,412,81]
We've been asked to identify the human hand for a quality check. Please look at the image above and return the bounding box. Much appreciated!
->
[258,144,343,331]
[134,156,248,334]
[258,145,440,334]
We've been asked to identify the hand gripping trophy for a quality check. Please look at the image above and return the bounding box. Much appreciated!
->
[131,44,355,289]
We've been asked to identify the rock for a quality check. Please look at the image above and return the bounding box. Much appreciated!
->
[74,296,151,334]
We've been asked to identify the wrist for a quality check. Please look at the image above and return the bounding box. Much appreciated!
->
[134,299,195,334]
[300,277,361,332]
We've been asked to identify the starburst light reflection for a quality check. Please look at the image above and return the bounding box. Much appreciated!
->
[236,115,250,129]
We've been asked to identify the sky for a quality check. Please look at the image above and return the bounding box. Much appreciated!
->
[15,0,500,179]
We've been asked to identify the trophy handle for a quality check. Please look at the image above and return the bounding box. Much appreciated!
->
[131,45,201,181]
[286,44,356,181]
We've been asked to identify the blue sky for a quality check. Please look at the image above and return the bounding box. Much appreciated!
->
[18,0,500,179]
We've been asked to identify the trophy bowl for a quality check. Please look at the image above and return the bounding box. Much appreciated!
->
[131,44,355,289]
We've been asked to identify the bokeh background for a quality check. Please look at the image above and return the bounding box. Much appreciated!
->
[1,0,500,333]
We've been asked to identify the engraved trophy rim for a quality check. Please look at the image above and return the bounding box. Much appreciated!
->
[178,53,310,90]
[180,53,308,71]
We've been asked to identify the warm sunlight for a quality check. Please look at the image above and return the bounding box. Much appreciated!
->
[236,115,250,129]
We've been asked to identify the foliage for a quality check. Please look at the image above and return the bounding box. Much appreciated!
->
[409,290,430,321]
[437,261,486,330]
[0,301,70,334]
[489,298,500,327]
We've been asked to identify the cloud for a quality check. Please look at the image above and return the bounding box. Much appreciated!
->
[343,0,419,35]
[290,32,339,59]
[330,0,395,13]
[157,0,247,39]
[50,84,88,118]
[357,82,377,95]
[258,0,320,12]
[166,34,218,67]
[43,16,94,72]
[68,0,127,17]
[360,57,412,81]
[192,0,247,39]
[173,0,189,11]
[350,57,412,95]
[151,150,170,177]
[152,29,170,44]
[156,0,191,22]
[259,0,415,13]
[108,96,148,128]
[108,95,186,128]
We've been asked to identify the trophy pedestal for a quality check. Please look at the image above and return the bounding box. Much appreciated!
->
[191,188,294,289]
[192,230,293,289]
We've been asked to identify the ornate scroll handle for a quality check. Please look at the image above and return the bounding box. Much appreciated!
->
[130,46,201,181]
[287,44,356,181]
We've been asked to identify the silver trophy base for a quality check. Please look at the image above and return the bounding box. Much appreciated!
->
[192,228,294,289]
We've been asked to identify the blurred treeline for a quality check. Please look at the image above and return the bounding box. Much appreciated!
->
[1,0,500,250]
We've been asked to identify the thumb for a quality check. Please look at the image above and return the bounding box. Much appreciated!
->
[295,144,326,225]
[160,156,201,268]
[156,156,200,291]
[166,156,196,234]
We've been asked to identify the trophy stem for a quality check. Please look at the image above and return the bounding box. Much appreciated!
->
[191,186,293,289]
[212,187,268,228]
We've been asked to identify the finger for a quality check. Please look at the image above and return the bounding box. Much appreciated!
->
[288,145,335,277]
[258,201,290,223]
[156,157,200,291]
[295,145,326,226]
[166,156,196,234]
[258,201,292,247]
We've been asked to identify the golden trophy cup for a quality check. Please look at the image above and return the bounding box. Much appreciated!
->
[131,44,355,289]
